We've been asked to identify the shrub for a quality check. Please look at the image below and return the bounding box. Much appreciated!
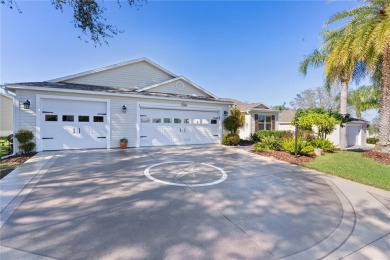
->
[14,129,35,154]
[311,139,336,152]
[367,137,379,144]
[223,108,245,134]
[256,130,292,140]
[282,138,314,156]
[14,130,34,144]
[254,136,282,151]
[120,138,128,143]
[19,142,36,153]
[250,133,260,143]
[222,133,240,146]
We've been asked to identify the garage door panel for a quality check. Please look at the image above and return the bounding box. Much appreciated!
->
[40,98,108,151]
[140,108,220,147]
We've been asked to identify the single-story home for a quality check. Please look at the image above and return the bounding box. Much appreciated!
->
[5,58,232,152]
[221,99,281,139]
[278,110,368,147]
[0,90,14,136]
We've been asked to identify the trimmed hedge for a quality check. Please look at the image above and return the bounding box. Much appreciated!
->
[367,137,379,144]
[222,133,240,146]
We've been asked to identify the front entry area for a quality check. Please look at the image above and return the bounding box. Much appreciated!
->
[139,107,221,146]
[39,98,108,150]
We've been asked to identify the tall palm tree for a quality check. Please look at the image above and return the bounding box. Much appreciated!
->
[299,30,359,148]
[325,0,390,152]
[348,85,380,119]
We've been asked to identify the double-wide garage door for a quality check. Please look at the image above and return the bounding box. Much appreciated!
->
[40,99,108,150]
[140,108,221,146]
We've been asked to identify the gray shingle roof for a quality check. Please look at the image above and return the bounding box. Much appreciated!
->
[5,82,231,103]
[219,98,276,111]
[278,110,296,122]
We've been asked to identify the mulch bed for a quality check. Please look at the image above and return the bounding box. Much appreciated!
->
[363,151,390,165]
[238,139,253,146]
[0,153,37,179]
[251,150,315,165]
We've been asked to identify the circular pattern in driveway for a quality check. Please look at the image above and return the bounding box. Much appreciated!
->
[144,161,227,187]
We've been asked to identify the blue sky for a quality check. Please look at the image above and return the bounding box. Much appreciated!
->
[2,0,375,118]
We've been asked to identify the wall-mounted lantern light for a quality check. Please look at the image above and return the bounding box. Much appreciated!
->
[23,100,31,109]
[122,105,127,113]
[224,110,228,116]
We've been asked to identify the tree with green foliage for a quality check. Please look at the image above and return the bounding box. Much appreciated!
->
[223,108,245,134]
[1,0,143,46]
[348,85,380,119]
[324,0,390,152]
[292,108,348,139]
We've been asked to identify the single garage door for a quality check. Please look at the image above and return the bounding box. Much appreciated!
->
[40,99,108,150]
[347,125,361,146]
[140,108,221,146]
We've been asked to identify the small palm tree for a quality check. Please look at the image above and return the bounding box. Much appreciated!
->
[348,85,380,119]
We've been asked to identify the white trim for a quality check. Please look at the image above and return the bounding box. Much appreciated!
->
[7,85,232,105]
[136,101,140,148]
[13,91,20,154]
[136,76,218,99]
[137,101,223,147]
[48,58,177,83]
[35,94,111,151]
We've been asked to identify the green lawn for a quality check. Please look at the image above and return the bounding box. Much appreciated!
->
[301,151,390,191]
[0,137,11,157]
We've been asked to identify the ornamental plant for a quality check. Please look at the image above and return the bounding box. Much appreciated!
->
[14,129,36,154]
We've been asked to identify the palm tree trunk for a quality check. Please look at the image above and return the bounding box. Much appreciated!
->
[339,80,348,149]
[376,43,390,153]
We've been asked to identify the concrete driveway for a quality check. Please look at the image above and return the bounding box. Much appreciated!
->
[1,145,389,259]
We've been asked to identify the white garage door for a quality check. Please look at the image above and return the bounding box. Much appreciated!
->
[40,99,108,150]
[347,125,361,146]
[140,108,221,146]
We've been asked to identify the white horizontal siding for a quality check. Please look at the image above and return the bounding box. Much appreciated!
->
[149,80,210,97]
[14,89,228,150]
[0,95,13,136]
[64,61,174,89]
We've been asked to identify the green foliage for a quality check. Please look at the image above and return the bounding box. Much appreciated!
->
[347,85,380,119]
[254,136,282,151]
[292,108,348,139]
[250,133,260,143]
[223,108,245,134]
[256,130,293,140]
[222,133,240,146]
[2,0,142,46]
[367,138,379,144]
[14,130,34,144]
[282,138,314,156]
[14,129,35,154]
[120,138,128,143]
[19,142,36,154]
[311,138,336,152]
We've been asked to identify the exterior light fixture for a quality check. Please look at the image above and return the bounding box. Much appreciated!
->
[122,105,127,113]
[23,100,30,109]
[224,110,228,116]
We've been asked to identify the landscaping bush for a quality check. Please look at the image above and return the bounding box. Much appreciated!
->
[311,139,336,152]
[254,136,282,151]
[14,129,35,154]
[222,133,240,146]
[14,130,34,144]
[223,108,245,134]
[367,137,379,144]
[256,130,292,140]
[19,142,36,154]
[250,133,260,143]
[282,138,314,156]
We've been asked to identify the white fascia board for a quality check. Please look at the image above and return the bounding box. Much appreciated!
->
[136,76,218,99]
[7,85,233,105]
[48,57,177,83]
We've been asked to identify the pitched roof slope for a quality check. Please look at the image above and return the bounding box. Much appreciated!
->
[278,110,296,122]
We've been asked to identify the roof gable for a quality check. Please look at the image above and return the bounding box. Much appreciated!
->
[48,58,176,89]
[137,77,217,98]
